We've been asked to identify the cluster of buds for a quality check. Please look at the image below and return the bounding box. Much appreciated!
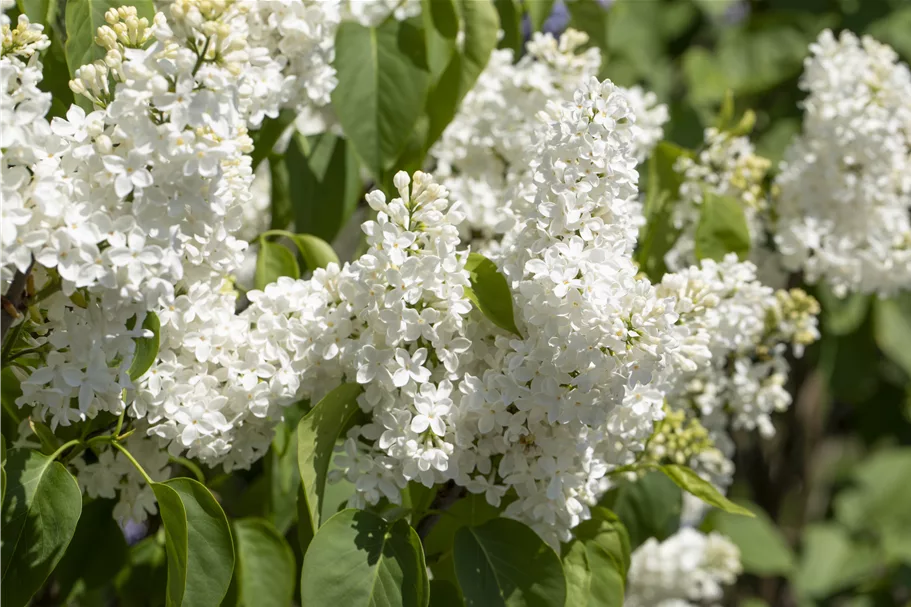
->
[765,288,821,356]
[95,7,154,51]
[642,405,717,467]
[1,13,50,58]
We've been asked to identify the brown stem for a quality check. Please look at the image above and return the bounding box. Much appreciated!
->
[1,258,35,342]
[415,481,465,540]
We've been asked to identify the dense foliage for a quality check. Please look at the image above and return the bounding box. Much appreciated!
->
[1,0,909,606]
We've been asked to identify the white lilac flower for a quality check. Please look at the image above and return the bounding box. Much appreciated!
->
[625,528,742,607]
[774,29,911,296]
[340,0,421,27]
[431,29,667,244]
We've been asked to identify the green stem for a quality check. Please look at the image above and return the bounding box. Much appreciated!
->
[114,408,126,438]
[191,36,211,76]
[49,439,82,462]
[113,442,154,486]
[169,456,205,484]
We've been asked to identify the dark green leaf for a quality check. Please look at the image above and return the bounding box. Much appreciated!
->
[28,418,60,454]
[152,478,235,607]
[129,311,160,381]
[660,464,754,517]
[227,518,295,607]
[296,383,364,545]
[255,239,301,290]
[250,110,296,171]
[1,449,83,607]
[265,401,306,535]
[693,191,751,262]
[115,532,168,607]
[493,0,522,52]
[300,509,429,607]
[286,132,363,243]
[524,0,556,33]
[331,19,431,179]
[430,579,464,607]
[704,500,795,576]
[816,283,871,336]
[65,0,155,77]
[600,470,681,550]
[55,498,129,600]
[464,252,521,336]
[424,0,500,150]
[565,0,609,52]
[453,517,566,607]
[423,492,500,557]
[269,154,294,231]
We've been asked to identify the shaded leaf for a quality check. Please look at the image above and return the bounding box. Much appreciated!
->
[453,517,566,607]
[301,509,429,607]
[600,470,681,550]
[286,132,363,244]
[704,500,795,576]
[226,518,295,607]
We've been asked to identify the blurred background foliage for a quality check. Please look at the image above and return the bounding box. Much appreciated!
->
[558,1,911,605]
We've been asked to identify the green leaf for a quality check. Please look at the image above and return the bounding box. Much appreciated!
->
[524,0,555,33]
[704,500,795,576]
[255,239,301,290]
[453,517,566,607]
[693,191,751,262]
[660,464,754,517]
[873,295,911,379]
[129,311,160,381]
[250,110,296,171]
[793,524,879,599]
[464,252,521,336]
[563,507,628,607]
[562,538,624,607]
[331,19,431,180]
[289,234,340,272]
[1,449,83,607]
[493,0,522,53]
[151,478,235,607]
[430,580,464,607]
[286,132,363,244]
[54,498,129,600]
[296,383,365,544]
[571,506,631,576]
[300,509,429,607]
[600,470,680,550]
[18,0,57,25]
[65,0,155,76]
[226,518,295,607]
